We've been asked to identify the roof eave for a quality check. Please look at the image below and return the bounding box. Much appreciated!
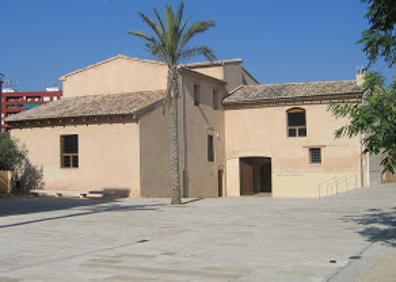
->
[6,113,140,127]
[223,92,363,107]
[183,58,243,68]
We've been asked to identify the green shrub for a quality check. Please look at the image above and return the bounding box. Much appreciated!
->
[0,133,25,171]
[0,133,44,193]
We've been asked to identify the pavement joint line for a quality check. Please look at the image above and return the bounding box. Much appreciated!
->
[326,240,376,281]
[3,239,150,273]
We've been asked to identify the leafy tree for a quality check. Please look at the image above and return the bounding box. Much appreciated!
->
[358,0,396,68]
[0,133,44,193]
[0,133,25,171]
[129,2,216,204]
[330,72,396,173]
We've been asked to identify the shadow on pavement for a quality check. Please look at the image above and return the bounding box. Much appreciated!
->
[0,201,164,229]
[0,196,120,217]
[341,208,396,247]
[0,197,167,228]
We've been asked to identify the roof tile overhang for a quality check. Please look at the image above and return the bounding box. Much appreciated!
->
[182,58,243,68]
[5,90,166,124]
[223,80,363,107]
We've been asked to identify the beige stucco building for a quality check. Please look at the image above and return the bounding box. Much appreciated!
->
[7,55,373,198]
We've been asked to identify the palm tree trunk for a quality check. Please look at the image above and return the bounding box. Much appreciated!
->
[168,67,182,205]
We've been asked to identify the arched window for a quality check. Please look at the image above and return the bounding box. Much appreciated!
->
[287,107,307,137]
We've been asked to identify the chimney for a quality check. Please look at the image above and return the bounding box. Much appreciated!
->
[356,67,366,87]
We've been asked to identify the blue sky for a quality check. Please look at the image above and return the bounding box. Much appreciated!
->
[1,0,394,90]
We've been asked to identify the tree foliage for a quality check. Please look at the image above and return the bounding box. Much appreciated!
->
[129,2,216,204]
[358,0,396,68]
[129,2,216,68]
[0,133,25,171]
[0,133,44,193]
[329,72,396,173]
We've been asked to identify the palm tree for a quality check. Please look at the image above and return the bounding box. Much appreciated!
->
[129,2,216,204]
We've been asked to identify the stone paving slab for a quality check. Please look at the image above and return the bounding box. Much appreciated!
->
[0,184,395,281]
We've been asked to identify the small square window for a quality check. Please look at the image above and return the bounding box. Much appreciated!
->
[309,148,321,164]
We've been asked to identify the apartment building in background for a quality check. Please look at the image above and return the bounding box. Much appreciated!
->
[1,88,62,130]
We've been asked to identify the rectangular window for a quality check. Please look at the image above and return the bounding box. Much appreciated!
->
[309,148,321,164]
[193,84,200,106]
[60,135,79,168]
[287,108,307,137]
[212,89,219,110]
[207,135,214,162]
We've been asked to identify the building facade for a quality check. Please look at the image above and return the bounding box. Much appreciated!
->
[6,55,373,198]
[1,88,62,130]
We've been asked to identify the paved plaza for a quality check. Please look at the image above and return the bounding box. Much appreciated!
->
[0,184,396,281]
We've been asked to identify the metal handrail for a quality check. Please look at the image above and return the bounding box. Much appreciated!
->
[318,174,359,198]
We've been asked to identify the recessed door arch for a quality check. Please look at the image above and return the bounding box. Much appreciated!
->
[239,156,272,195]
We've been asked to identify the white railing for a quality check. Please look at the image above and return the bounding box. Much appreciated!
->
[317,174,359,198]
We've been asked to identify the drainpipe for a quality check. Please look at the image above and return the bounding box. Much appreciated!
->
[0,73,4,132]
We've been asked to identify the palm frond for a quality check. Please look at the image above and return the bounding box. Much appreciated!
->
[153,8,166,33]
[180,46,216,62]
[128,31,155,43]
[178,16,191,39]
[138,12,165,45]
[180,20,216,49]
[175,2,184,25]
[129,2,216,65]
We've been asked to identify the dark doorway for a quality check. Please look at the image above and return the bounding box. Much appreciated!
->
[240,157,272,195]
[218,169,224,197]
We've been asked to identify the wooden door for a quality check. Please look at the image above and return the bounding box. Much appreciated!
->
[240,160,254,195]
[218,170,223,197]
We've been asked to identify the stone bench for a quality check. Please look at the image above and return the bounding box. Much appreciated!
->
[30,189,104,199]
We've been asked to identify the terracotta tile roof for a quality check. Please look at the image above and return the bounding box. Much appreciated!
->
[223,80,362,105]
[6,90,166,122]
